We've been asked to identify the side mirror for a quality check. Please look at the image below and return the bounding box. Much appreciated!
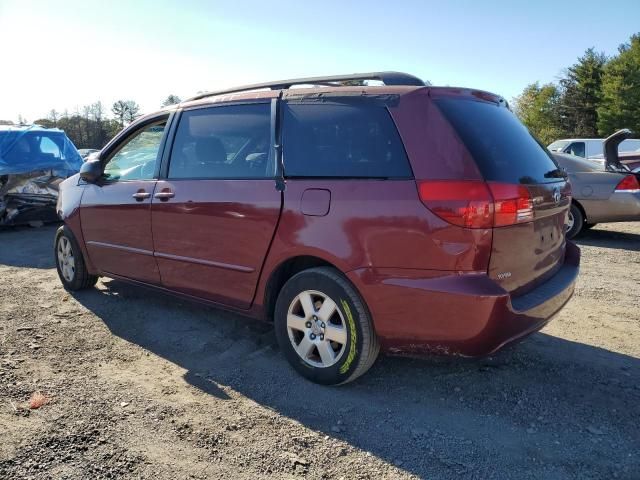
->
[79,159,102,183]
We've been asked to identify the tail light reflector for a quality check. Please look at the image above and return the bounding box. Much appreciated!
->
[614,174,640,192]
[417,180,534,228]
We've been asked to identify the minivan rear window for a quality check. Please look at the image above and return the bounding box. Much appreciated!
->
[435,98,563,184]
[282,103,412,178]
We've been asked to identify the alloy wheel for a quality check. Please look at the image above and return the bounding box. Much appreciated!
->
[286,290,348,368]
[567,211,574,232]
[57,236,75,282]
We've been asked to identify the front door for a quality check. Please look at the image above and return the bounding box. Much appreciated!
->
[151,103,282,309]
[80,117,168,284]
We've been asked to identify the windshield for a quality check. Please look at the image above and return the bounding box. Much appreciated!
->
[547,140,570,151]
[619,140,640,153]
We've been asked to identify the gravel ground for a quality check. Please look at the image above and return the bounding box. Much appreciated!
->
[1,222,639,479]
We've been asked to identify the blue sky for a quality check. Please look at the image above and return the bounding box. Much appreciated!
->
[1,0,638,122]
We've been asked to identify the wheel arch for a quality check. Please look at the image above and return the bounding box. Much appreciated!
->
[263,255,338,322]
[572,199,588,223]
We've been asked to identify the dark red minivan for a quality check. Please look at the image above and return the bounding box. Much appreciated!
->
[55,72,580,384]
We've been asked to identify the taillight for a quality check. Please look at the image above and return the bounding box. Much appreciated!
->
[417,181,493,228]
[487,182,534,226]
[417,180,533,228]
[614,174,640,192]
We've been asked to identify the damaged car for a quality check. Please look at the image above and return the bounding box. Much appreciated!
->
[0,125,83,226]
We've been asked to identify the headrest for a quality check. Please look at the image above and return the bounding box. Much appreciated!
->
[195,136,226,164]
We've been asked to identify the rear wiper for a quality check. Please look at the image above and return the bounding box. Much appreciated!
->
[544,168,567,179]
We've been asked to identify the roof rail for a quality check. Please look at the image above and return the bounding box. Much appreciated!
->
[187,71,426,102]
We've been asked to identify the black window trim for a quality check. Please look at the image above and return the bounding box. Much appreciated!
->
[280,100,415,180]
[159,100,278,181]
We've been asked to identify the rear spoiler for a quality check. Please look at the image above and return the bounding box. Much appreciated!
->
[604,129,633,171]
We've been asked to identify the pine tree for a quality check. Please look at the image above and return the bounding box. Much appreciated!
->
[161,95,182,107]
[123,101,140,124]
[598,34,640,136]
[558,48,606,137]
[112,101,128,128]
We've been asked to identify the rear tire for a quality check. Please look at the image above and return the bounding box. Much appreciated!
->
[274,267,379,385]
[54,226,98,291]
[566,203,584,239]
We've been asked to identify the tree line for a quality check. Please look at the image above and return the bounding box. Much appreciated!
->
[514,33,640,145]
[2,95,182,150]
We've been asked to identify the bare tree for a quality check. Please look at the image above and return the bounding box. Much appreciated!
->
[48,109,59,126]
[90,102,104,123]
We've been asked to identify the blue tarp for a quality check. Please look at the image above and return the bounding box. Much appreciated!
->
[0,125,83,176]
[0,125,83,225]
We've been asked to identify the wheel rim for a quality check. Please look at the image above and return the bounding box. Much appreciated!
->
[567,211,575,232]
[286,290,348,368]
[57,237,75,282]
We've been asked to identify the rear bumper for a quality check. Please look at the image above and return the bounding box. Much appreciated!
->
[347,241,580,357]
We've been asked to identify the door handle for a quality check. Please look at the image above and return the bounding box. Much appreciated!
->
[154,191,175,201]
[132,191,151,201]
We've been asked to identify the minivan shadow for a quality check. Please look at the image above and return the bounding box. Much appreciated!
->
[575,227,640,252]
[0,223,58,268]
[71,278,640,478]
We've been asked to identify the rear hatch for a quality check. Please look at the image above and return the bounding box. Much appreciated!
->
[433,94,570,295]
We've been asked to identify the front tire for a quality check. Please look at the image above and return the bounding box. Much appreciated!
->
[54,226,98,291]
[566,203,584,239]
[274,267,379,385]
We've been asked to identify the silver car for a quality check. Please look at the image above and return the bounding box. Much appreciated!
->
[552,129,640,239]
[548,137,640,159]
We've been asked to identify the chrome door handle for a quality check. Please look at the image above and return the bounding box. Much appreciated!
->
[132,191,151,200]
[154,191,175,200]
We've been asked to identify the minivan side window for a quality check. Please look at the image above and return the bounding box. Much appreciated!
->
[282,103,412,178]
[168,103,272,179]
[565,142,585,158]
[103,122,166,181]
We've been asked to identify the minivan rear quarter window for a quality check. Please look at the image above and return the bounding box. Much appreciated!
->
[282,102,412,178]
[435,98,563,184]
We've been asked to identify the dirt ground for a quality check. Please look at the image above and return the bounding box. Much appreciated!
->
[0,222,639,480]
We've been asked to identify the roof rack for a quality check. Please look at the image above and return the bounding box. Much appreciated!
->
[187,71,426,102]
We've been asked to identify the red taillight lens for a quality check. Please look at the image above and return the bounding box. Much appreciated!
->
[417,180,533,228]
[487,182,534,226]
[614,174,640,192]
[417,181,493,228]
